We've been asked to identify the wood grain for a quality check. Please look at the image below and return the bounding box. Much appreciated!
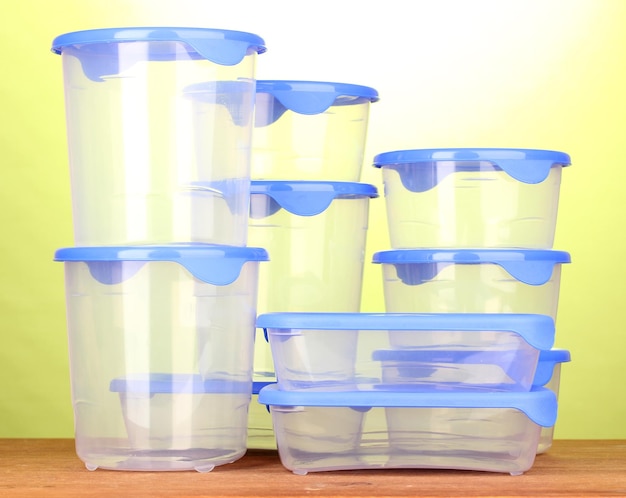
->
[0,440,625,497]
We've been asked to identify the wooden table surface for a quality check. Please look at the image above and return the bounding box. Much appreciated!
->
[0,439,625,497]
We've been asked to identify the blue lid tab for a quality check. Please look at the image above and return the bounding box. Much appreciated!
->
[255,80,379,126]
[250,181,378,217]
[533,349,571,386]
[372,249,571,286]
[372,148,571,190]
[257,385,558,427]
[54,245,269,286]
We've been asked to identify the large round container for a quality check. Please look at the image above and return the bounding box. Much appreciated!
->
[248,181,378,381]
[372,148,571,248]
[372,249,571,319]
[51,27,265,246]
[252,81,379,181]
[54,244,268,471]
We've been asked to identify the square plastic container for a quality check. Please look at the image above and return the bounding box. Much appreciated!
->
[257,312,555,392]
[110,374,251,471]
[258,386,557,475]
[52,27,265,246]
[252,81,379,181]
[373,249,570,319]
[54,244,268,471]
[248,181,378,382]
[533,349,571,454]
[373,148,571,248]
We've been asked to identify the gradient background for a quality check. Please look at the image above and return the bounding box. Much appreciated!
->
[1,0,625,438]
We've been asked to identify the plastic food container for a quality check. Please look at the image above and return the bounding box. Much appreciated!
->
[54,244,268,471]
[110,374,251,471]
[247,381,277,450]
[252,81,379,181]
[372,249,570,319]
[249,181,378,382]
[534,349,571,453]
[372,148,571,248]
[52,27,265,246]
[257,312,554,392]
[258,385,557,475]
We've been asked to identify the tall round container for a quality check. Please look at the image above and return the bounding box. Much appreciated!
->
[54,245,268,471]
[252,81,379,181]
[373,148,571,248]
[52,28,266,245]
[248,181,378,381]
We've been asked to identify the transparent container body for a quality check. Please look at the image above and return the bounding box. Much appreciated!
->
[58,41,258,245]
[248,191,374,382]
[252,94,374,181]
[536,364,565,454]
[61,258,262,471]
[380,161,563,248]
[261,313,552,392]
[247,393,277,450]
[269,404,543,475]
[379,262,563,319]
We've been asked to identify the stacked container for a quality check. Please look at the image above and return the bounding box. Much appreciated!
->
[258,148,572,475]
[51,27,269,471]
[246,81,379,448]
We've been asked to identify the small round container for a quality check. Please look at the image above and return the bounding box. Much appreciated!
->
[252,81,379,181]
[52,27,266,245]
[372,249,571,319]
[249,181,378,382]
[533,349,571,454]
[54,244,268,471]
[372,148,571,248]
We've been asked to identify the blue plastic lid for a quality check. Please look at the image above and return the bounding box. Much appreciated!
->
[256,312,554,350]
[54,244,269,286]
[372,249,571,286]
[372,148,571,187]
[257,384,558,427]
[250,181,379,217]
[533,349,571,386]
[109,373,252,394]
[52,27,265,82]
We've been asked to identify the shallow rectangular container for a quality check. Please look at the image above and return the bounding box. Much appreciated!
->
[258,385,557,475]
[257,312,555,392]
[253,80,379,181]
[373,249,570,319]
[55,244,268,471]
[373,148,571,248]
[533,349,571,453]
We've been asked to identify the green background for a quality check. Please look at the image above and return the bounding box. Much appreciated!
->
[1,0,625,438]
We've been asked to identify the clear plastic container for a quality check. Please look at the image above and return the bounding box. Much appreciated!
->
[54,244,268,471]
[252,81,379,181]
[257,312,555,392]
[533,349,571,454]
[372,148,571,248]
[258,386,557,475]
[51,27,265,246]
[248,181,378,382]
[372,249,571,319]
[247,381,277,450]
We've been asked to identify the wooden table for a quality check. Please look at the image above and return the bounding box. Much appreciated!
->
[0,439,625,497]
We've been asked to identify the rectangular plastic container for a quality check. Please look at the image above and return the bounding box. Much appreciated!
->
[373,249,570,319]
[248,181,378,382]
[52,27,265,246]
[54,244,268,471]
[257,313,555,392]
[373,148,571,248]
[258,386,557,475]
[252,81,379,181]
[533,349,571,454]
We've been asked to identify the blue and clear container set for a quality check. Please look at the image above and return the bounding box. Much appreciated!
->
[52,27,571,475]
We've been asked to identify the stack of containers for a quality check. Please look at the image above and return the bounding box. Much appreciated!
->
[51,27,270,472]
[258,148,572,475]
[246,81,379,448]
